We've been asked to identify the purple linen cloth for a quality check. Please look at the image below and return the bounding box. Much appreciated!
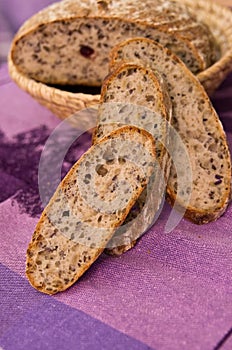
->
[0,61,232,350]
[0,0,56,32]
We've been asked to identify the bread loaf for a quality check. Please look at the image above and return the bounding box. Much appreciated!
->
[93,62,172,254]
[109,37,231,224]
[26,126,157,294]
[10,0,218,88]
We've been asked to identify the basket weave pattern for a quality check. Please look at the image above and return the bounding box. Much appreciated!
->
[186,0,232,95]
[8,0,232,120]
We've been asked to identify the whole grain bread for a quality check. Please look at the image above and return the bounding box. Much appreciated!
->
[10,0,217,87]
[26,126,156,294]
[93,62,172,254]
[93,62,172,145]
[109,37,231,224]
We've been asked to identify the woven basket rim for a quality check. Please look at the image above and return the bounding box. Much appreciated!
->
[8,0,232,114]
[185,0,232,84]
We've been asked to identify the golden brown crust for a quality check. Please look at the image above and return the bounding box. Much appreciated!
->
[92,61,171,144]
[26,125,156,294]
[7,0,232,124]
[93,61,172,255]
[10,0,215,81]
[12,0,198,40]
[100,62,169,111]
[166,191,230,225]
[109,37,231,224]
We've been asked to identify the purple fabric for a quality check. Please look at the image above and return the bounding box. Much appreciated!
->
[0,61,232,350]
[0,0,56,32]
[1,264,151,350]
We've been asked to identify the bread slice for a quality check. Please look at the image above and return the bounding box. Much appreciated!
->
[109,37,231,224]
[93,62,172,145]
[10,0,217,88]
[172,22,220,69]
[93,62,172,255]
[26,126,156,294]
[156,20,219,70]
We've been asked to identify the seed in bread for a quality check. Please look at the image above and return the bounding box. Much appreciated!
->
[10,0,217,87]
[93,62,172,254]
[26,126,157,294]
[109,37,231,224]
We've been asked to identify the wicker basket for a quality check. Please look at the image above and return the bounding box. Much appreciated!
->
[8,0,232,120]
[183,0,232,94]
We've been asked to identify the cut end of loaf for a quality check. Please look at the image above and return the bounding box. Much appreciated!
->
[26,126,157,294]
[109,37,231,224]
[95,62,171,155]
[94,61,171,255]
[10,0,219,91]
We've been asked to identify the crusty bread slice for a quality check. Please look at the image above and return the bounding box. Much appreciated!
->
[109,37,231,224]
[93,62,172,145]
[26,126,156,294]
[93,62,172,255]
[156,20,219,69]
[174,22,220,69]
[10,0,217,88]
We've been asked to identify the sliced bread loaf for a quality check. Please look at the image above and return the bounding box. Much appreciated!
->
[109,37,231,224]
[26,126,156,294]
[93,62,172,255]
[156,20,219,69]
[10,0,217,88]
[171,22,220,69]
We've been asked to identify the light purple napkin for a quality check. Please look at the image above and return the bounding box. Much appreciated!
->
[0,61,232,350]
[0,0,56,32]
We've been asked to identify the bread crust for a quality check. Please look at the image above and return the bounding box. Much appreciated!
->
[12,0,203,38]
[92,61,171,142]
[109,37,231,224]
[10,0,217,85]
[26,125,156,294]
[93,62,172,255]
